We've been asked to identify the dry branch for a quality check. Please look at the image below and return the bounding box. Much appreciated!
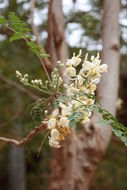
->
[0,123,47,146]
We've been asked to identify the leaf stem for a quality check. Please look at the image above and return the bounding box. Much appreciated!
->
[7,25,51,83]
[37,130,50,157]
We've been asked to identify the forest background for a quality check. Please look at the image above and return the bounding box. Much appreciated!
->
[0,0,127,190]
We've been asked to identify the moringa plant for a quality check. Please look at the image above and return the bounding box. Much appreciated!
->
[0,13,127,151]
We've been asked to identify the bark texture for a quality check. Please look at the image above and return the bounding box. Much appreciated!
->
[49,0,120,190]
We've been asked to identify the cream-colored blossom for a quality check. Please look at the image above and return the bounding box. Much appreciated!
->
[100,64,108,73]
[82,111,92,123]
[66,59,74,67]
[77,75,84,86]
[50,129,59,140]
[49,129,61,148]
[59,103,70,116]
[52,109,59,117]
[64,67,76,77]
[72,57,81,67]
[16,70,22,78]
[58,117,69,127]
[44,51,108,148]
[91,78,101,85]
[49,138,61,148]
[47,118,56,129]
[67,86,80,96]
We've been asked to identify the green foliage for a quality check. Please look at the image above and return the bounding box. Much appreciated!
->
[31,98,50,124]
[88,104,127,147]
[0,16,8,26]
[0,12,49,58]
[97,106,127,146]
[9,12,30,34]
[26,41,48,58]
[54,93,127,147]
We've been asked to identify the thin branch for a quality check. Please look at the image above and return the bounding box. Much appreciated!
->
[0,123,47,146]
[0,74,39,100]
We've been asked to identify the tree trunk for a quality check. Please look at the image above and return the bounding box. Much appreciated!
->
[47,0,68,66]
[8,92,26,190]
[49,0,120,190]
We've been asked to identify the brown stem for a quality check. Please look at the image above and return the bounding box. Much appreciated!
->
[0,123,47,146]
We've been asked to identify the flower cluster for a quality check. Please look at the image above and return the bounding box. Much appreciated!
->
[46,51,108,148]
[50,67,63,90]
[16,71,28,85]
[16,51,108,149]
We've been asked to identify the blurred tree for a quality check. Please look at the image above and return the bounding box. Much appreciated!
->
[0,0,127,190]
[48,0,120,190]
[8,91,26,190]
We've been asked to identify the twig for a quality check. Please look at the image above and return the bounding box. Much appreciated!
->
[38,55,51,82]
[0,123,47,146]
[37,130,50,157]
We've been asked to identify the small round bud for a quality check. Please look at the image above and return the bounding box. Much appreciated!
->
[16,71,22,78]
[24,74,28,78]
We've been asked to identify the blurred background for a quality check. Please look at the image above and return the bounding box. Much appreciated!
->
[0,0,127,190]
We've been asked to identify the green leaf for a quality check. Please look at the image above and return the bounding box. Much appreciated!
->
[9,32,23,42]
[26,41,48,58]
[113,130,122,138]
[0,16,8,26]
[9,12,30,34]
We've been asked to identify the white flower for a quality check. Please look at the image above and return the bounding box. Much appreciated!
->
[72,57,81,67]
[66,50,82,67]
[34,79,39,84]
[100,64,108,73]
[93,58,101,67]
[91,55,95,61]
[47,118,56,129]
[64,67,76,77]
[24,74,28,78]
[63,84,68,88]
[49,129,61,148]
[82,61,93,70]
[79,86,90,94]
[59,103,70,116]
[49,138,61,148]
[66,59,74,67]
[50,129,59,140]
[82,111,92,123]
[91,78,100,85]
[89,83,97,93]
[52,109,59,117]
[77,75,84,86]
[38,79,42,85]
[58,117,69,127]
[67,86,79,96]
[16,70,22,78]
